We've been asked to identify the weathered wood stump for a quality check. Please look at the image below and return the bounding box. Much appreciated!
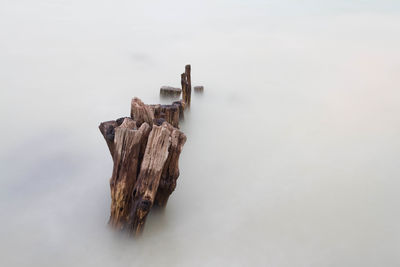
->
[127,123,172,234]
[130,97,154,127]
[99,64,202,237]
[149,103,180,128]
[173,100,185,120]
[155,124,186,207]
[181,64,192,107]
[160,86,181,98]
[99,98,186,236]
[108,119,151,229]
[194,85,204,93]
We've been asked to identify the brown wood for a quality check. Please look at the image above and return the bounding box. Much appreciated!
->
[130,97,154,127]
[173,100,184,120]
[155,125,186,207]
[149,104,180,128]
[99,63,199,237]
[99,97,187,236]
[160,86,181,98]
[185,64,192,107]
[128,123,172,235]
[99,120,118,159]
[109,118,151,229]
[181,72,187,106]
[194,85,204,93]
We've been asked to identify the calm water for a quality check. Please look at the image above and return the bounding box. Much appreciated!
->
[1,1,400,266]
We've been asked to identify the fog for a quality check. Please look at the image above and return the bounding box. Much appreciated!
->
[1,0,400,266]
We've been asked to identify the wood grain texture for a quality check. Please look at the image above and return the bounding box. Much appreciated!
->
[130,97,154,127]
[99,98,186,236]
[149,103,180,128]
[155,126,186,207]
[109,119,151,229]
[128,123,172,235]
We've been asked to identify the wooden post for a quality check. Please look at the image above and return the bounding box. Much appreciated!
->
[185,64,191,107]
[99,98,186,236]
[181,73,187,106]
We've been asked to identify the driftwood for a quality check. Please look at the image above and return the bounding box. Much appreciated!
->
[99,98,186,236]
[99,64,202,237]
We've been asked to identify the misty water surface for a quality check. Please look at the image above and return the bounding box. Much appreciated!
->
[1,1,400,266]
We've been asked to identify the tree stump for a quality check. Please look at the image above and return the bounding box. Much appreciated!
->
[99,98,186,236]
[98,64,202,237]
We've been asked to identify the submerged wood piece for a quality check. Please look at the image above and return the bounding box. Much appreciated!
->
[194,85,204,93]
[160,86,181,98]
[128,123,172,235]
[130,97,154,127]
[155,127,186,207]
[109,121,151,229]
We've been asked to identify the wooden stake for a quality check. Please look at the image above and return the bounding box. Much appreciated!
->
[185,64,191,107]
[181,73,187,106]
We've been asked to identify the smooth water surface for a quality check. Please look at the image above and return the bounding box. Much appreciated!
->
[1,1,400,266]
